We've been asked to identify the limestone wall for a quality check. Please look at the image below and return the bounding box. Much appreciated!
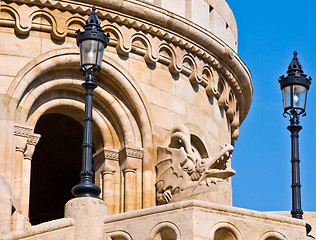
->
[0,1,313,240]
[143,0,238,50]
[0,0,253,237]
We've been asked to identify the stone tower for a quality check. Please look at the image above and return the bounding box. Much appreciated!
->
[0,0,311,239]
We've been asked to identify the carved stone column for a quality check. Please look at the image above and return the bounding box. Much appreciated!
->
[122,168,137,212]
[101,169,115,214]
[93,149,119,215]
[119,147,143,212]
[20,133,40,224]
[13,125,32,211]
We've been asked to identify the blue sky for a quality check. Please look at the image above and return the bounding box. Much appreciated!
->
[226,0,316,213]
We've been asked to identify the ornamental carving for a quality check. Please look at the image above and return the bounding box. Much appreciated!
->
[14,125,32,138]
[26,133,41,146]
[156,126,235,205]
[0,0,244,140]
[119,147,143,160]
[1,0,243,136]
[104,150,119,161]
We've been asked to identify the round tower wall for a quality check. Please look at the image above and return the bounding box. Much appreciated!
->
[143,0,237,51]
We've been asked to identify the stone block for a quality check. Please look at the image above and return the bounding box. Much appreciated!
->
[175,77,196,105]
[128,57,151,85]
[64,197,107,240]
[0,55,32,77]
[139,83,166,107]
[0,32,41,58]
[160,0,185,17]
[0,76,13,95]
[165,92,186,116]
[150,104,178,130]
[151,65,175,94]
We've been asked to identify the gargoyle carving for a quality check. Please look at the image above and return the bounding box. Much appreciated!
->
[156,126,235,205]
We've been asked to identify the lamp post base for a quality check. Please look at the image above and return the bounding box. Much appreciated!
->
[72,179,101,198]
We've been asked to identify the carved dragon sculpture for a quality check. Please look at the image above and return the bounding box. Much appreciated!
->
[156,126,235,205]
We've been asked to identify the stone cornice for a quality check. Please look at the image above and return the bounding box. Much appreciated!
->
[1,0,252,125]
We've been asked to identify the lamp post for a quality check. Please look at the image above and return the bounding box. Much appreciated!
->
[72,6,109,198]
[278,51,311,220]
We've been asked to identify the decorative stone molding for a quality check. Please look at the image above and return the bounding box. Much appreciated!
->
[14,126,32,138]
[26,133,41,146]
[119,147,143,160]
[24,134,41,160]
[1,0,252,128]
[103,150,120,161]
[122,168,136,174]
[14,125,35,152]
[93,148,119,168]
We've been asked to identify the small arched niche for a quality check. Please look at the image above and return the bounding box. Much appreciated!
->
[154,227,177,240]
[214,228,237,240]
[110,237,127,240]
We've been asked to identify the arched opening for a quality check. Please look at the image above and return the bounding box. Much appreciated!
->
[154,227,177,240]
[29,113,83,225]
[214,228,237,240]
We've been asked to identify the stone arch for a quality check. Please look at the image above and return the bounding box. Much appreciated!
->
[8,48,155,221]
[259,231,287,240]
[106,230,133,240]
[210,222,243,240]
[149,221,181,240]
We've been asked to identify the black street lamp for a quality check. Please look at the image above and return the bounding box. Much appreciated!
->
[72,6,109,198]
[278,51,311,220]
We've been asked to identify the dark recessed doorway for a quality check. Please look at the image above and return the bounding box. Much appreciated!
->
[29,113,82,225]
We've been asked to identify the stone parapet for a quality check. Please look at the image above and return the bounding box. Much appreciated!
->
[104,200,307,240]
[1,218,74,240]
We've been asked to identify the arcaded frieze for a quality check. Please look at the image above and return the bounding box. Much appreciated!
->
[0,0,252,125]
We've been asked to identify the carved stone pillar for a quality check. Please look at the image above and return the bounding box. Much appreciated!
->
[101,170,115,214]
[20,133,40,224]
[119,147,143,212]
[123,168,137,212]
[93,149,119,215]
[13,125,32,211]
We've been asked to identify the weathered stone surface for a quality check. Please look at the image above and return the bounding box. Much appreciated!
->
[0,0,311,239]
[65,197,107,240]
